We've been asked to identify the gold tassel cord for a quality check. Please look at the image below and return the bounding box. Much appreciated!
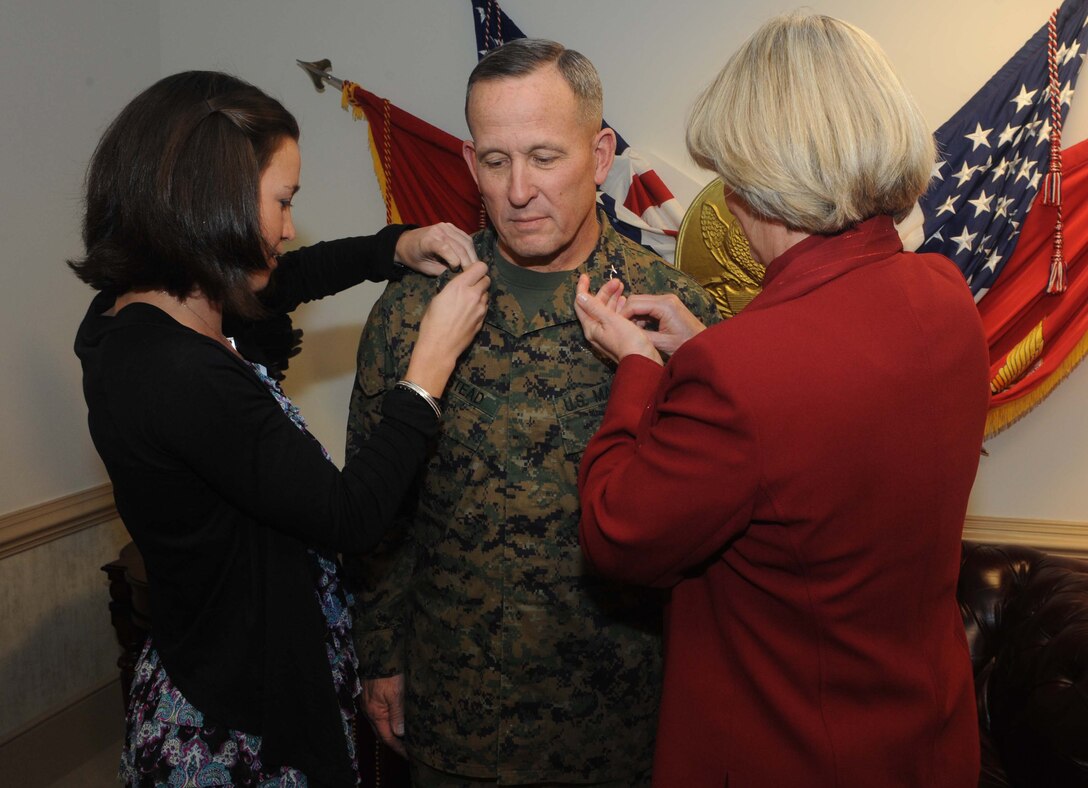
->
[990,321,1045,395]
[985,325,1088,439]
[339,80,402,224]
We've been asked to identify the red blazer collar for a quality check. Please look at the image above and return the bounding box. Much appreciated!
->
[747,216,903,312]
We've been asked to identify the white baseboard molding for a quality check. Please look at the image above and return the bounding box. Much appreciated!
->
[964,514,1088,560]
[1,483,1085,562]
[0,678,124,787]
[0,483,116,560]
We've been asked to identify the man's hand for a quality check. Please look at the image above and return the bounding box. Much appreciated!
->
[622,293,707,356]
[363,674,407,757]
[574,275,662,366]
[395,223,480,275]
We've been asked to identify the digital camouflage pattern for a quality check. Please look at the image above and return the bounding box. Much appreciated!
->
[345,213,719,784]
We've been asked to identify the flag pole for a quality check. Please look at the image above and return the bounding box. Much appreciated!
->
[298,59,399,223]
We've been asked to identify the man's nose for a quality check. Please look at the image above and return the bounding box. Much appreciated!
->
[507,161,535,206]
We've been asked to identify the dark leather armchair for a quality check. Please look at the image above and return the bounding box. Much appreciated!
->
[959,541,1088,788]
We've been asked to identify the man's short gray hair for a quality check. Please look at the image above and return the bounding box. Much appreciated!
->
[465,38,603,131]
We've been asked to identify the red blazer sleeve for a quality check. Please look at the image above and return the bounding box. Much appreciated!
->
[578,339,761,587]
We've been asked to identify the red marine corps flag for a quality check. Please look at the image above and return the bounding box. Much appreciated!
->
[980,137,1088,436]
[338,81,483,234]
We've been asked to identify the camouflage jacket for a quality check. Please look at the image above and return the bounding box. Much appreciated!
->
[345,214,719,783]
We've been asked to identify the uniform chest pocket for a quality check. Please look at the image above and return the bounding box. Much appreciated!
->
[556,381,611,460]
[417,386,494,526]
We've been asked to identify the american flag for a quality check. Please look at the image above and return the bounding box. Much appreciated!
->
[470,0,694,261]
[901,0,1088,301]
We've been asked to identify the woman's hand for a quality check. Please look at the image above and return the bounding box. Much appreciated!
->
[394,223,480,275]
[404,260,490,398]
[574,274,662,366]
[622,293,707,356]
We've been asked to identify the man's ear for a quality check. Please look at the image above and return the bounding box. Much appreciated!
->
[592,127,617,187]
[462,140,481,187]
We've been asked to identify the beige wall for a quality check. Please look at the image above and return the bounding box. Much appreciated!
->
[159,0,1088,521]
[0,0,159,514]
[0,0,160,742]
[0,517,130,739]
[2,0,1086,741]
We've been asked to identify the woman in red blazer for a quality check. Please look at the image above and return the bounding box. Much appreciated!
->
[574,11,989,788]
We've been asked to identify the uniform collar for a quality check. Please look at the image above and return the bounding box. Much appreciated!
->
[473,207,637,337]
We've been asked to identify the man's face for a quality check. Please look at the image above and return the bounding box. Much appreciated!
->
[463,66,615,272]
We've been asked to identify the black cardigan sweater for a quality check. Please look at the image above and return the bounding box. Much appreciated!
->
[74,228,435,787]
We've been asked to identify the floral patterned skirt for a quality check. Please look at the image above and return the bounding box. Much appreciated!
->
[118,360,362,787]
[118,551,362,788]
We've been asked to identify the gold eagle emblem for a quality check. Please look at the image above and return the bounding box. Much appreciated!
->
[674,178,764,319]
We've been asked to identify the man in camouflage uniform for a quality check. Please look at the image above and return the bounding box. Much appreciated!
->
[346,38,718,786]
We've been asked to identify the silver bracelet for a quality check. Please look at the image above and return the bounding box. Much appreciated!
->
[394,379,442,421]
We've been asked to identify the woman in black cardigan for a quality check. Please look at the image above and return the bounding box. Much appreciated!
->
[70,71,489,788]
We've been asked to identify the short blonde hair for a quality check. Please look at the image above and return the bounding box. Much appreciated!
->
[686,11,934,234]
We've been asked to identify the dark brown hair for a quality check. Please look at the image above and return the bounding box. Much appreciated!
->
[68,71,299,317]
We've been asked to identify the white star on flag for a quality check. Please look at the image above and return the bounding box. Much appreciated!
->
[902,0,1088,299]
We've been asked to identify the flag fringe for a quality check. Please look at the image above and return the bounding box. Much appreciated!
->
[340,80,402,224]
[366,124,402,225]
[341,81,365,120]
[984,324,1088,439]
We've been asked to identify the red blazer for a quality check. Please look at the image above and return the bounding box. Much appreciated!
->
[579,216,988,788]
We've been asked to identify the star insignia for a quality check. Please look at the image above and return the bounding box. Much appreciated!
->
[953,161,978,187]
[964,122,993,151]
[997,123,1020,148]
[989,158,1011,182]
[936,195,959,217]
[968,190,994,216]
[1010,84,1038,112]
[1035,118,1052,147]
[1016,159,1038,183]
[951,226,977,255]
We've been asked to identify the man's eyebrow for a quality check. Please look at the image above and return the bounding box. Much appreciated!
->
[475,142,565,157]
